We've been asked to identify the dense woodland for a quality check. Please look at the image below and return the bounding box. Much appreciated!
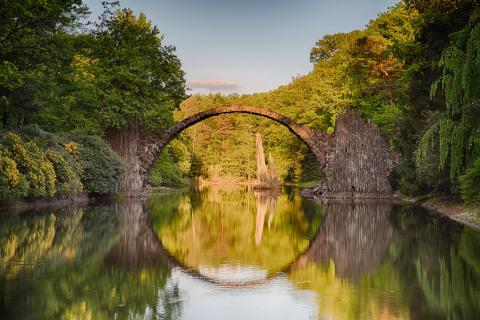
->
[0,0,479,206]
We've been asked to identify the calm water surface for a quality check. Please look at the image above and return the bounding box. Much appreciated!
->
[1,186,479,319]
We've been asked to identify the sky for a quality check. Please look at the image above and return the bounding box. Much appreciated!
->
[84,0,398,94]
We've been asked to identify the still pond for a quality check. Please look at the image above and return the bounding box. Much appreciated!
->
[1,186,479,319]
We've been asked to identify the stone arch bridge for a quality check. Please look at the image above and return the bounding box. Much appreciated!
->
[106,105,398,198]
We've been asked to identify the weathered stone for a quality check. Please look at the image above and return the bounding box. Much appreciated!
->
[254,132,280,188]
[105,125,144,197]
[255,132,269,184]
[109,106,398,198]
[320,111,399,198]
[267,153,279,185]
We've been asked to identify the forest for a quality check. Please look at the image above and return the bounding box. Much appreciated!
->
[1,0,479,206]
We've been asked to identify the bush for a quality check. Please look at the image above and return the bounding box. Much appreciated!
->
[19,125,84,197]
[0,152,28,200]
[460,158,480,206]
[23,126,123,196]
[0,128,123,200]
[0,132,56,199]
[76,136,123,195]
[148,146,188,187]
[46,149,83,196]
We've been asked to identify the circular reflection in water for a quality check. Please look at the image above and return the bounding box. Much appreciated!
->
[147,186,323,282]
[2,186,480,320]
[198,264,268,284]
[169,267,318,320]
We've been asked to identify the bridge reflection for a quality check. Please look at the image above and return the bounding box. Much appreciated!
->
[104,201,174,270]
[292,199,394,281]
[2,194,477,320]
[108,196,395,286]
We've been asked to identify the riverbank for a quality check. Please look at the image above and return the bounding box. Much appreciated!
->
[0,193,116,212]
[395,193,480,229]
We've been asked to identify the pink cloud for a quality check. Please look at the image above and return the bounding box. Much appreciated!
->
[187,79,242,92]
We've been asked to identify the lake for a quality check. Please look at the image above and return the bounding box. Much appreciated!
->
[1,186,479,319]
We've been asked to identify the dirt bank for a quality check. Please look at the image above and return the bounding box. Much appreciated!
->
[395,193,480,229]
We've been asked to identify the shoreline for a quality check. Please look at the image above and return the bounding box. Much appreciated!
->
[2,185,479,231]
[394,193,480,229]
[0,193,114,212]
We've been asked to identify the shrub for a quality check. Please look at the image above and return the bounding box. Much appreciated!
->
[148,146,188,187]
[19,125,84,197]
[0,132,56,199]
[24,140,56,197]
[46,149,83,196]
[460,158,480,206]
[0,129,123,199]
[76,136,123,195]
[0,152,28,200]
[63,142,79,155]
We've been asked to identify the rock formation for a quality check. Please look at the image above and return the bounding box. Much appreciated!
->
[254,132,281,189]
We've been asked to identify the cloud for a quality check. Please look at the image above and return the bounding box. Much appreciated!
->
[187,79,242,92]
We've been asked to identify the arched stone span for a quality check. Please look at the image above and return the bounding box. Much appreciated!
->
[138,105,333,181]
[108,105,398,198]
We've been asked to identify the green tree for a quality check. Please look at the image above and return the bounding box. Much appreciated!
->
[0,0,88,129]
[417,9,480,195]
[92,7,186,130]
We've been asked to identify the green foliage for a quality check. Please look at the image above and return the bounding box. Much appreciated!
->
[45,149,83,196]
[85,7,186,130]
[417,9,480,195]
[438,118,453,170]
[0,128,123,200]
[460,158,480,206]
[0,132,56,200]
[395,159,423,196]
[76,136,123,195]
[0,150,27,200]
[159,3,417,186]
[0,0,88,129]
[148,143,190,187]
[1,2,185,136]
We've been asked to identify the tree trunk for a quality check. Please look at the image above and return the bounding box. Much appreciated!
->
[105,125,144,197]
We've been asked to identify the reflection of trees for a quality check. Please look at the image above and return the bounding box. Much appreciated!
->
[0,202,183,320]
[101,200,182,320]
[149,187,322,275]
[289,201,480,320]
[0,206,119,278]
[391,205,480,319]
[294,199,394,280]
[289,200,407,320]
[290,260,409,320]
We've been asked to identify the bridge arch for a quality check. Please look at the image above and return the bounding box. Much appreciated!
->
[108,106,397,198]
[138,105,333,187]
[161,105,325,152]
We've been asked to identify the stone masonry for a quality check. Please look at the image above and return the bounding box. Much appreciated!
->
[116,106,397,198]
